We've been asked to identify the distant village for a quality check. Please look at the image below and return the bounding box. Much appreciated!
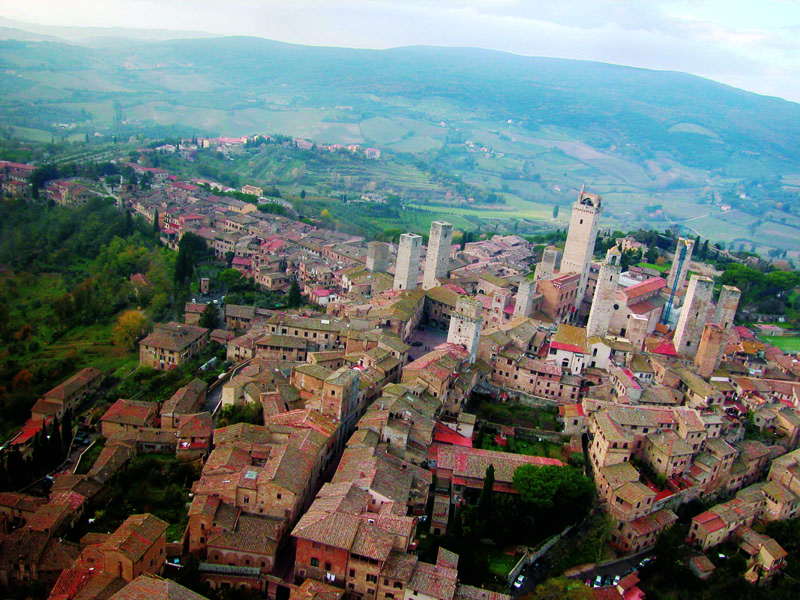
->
[2,152,800,600]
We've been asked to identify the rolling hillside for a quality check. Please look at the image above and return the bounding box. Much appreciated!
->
[1,30,800,252]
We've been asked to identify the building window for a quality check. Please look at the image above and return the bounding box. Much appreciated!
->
[311,558,319,567]
[326,562,332,571]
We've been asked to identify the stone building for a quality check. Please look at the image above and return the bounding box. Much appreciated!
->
[695,323,725,378]
[561,186,602,308]
[447,297,483,364]
[422,221,453,290]
[513,278,536,318]
[586,247,622,338]
[534,246,561,282]
[394,234,422,291]
[367,241,391,273]
[673,275,714,356]
[665,237,695,293]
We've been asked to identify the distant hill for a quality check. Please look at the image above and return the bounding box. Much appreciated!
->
[1,34,798,173]
[1,33,800,253]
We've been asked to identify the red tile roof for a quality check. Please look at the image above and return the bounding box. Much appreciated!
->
[622,277,666,300]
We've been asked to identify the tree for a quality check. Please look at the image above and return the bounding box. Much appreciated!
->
[61,407,73,453]
[153,209,160,234]
[112,310,150,350]
[525,576,594,600]
[287,279,302,308]
[198,303,219,330]
[48,415,62,467]
[654,524,684,576]
[174,232,208,287]
[217,268,243,289]
[512,465,594,516]
[552,204,559,219]
[12,368,34,390]
[478,464,495,522]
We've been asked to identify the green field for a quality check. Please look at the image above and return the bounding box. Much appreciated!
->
[474,544,519,578]
[637,262,670,273]
[759,335,800,353]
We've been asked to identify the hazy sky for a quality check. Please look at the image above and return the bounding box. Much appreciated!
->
[4,0,800,102]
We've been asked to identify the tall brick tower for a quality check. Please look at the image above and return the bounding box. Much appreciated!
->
[561,186,602,308]
[447,297,483,364]
[423,221,453,290]
[673,275,714,356]
[393,233,422,291]
[586,246,622,339]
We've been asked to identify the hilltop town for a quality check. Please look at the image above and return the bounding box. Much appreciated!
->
[2,151,800,600]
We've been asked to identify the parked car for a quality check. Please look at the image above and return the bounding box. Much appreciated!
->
[513,574,525,589]
[638,557,654,568]
[593,576,603,588]
[613,575,621,586]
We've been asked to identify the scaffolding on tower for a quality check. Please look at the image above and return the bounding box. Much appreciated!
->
[661,235,689,325]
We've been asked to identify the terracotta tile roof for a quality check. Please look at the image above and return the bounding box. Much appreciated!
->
[408,561,458,600]
[627,508,677,536]
[435,444,563,486]
[0,491,46,513]
[350,521,394,561]
[207,513,282,555]
[44,368,103,402]
[454,584,511,600]
[552,324,587,353]
[381,551,418,580]
[31,398,62,418]
[139,322,207,352]
[109,573,210,599]
[292,507,360,549]
[101,399,158,427]
[101,514,168,562]
[161,379,207,417]
[622,277,666,301]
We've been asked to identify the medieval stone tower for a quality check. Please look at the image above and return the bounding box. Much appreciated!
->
[514,278,536,318]
[626,314,649,353]
[534,246,562,282]
[393,233,422,291]
[673,275,714,356]
[366,241,390,273]
[586,246,622,339]
[447,296,483,364]
[561,186,602,308]
[423,221,453,290]
[666,237,695,293]
[694,323,725,379]
[712,285,741,362]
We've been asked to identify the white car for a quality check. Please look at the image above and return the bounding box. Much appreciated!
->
[513,575,525,589]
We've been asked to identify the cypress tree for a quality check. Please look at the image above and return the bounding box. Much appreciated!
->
[49,416,62,467]
[61,408,73,453]
[478,464,495,522]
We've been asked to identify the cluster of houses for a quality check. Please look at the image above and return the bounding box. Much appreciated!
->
[4,159,800,597]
